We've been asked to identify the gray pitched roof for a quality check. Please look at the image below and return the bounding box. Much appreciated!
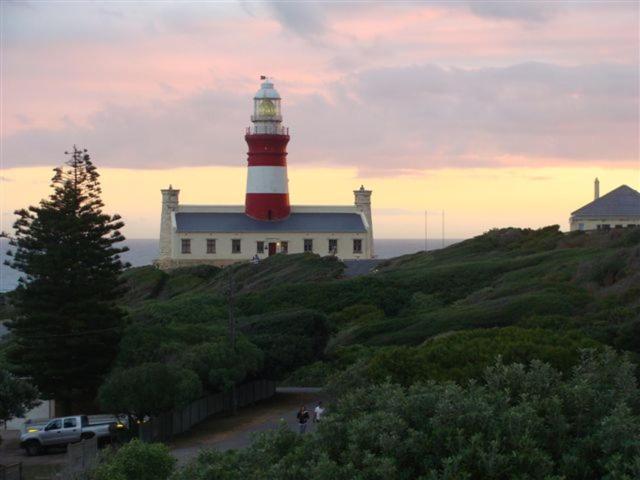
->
[175,212,367,233]
[571,185,640,218]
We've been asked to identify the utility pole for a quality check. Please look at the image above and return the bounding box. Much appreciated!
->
[441,210,445,249]
[227,272,238,415]
[424,210,428,252]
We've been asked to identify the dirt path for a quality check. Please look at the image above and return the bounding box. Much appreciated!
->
[0,430,65,480]
[170,389,325,465]
[0,389,325,474]
[0,430,67,467]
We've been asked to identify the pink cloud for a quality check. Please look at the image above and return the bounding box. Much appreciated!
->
[1,2,637,174]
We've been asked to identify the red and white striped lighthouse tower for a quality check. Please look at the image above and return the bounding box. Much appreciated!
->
[244,77,291,221]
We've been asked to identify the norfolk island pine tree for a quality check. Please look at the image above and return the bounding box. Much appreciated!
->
[4,147,129,414]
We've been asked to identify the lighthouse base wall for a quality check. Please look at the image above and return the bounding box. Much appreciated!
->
[245,193,291,221]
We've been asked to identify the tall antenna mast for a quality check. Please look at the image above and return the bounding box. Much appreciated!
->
[441,210,445,249]
[424,210,428,252]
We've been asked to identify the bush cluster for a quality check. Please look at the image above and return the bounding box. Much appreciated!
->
[176,350,640,480]
[80,440,175,480]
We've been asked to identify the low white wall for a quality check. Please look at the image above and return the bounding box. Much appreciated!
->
[570,217,640,231]
[170,231,371,262]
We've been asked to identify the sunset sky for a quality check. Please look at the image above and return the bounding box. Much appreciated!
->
[1,1,639,239]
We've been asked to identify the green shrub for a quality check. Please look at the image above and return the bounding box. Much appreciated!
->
[589,251,628,286]
[241,309,329,379]
[129,294,227,325]
[174,350,640,480]
[328,304,384,329]
[121,266,167,304]
[281,361,333,387]
[98,363,202,420]
[0,368,40,423]
[328,327,600,394]
[115,322,226,367]
[90,439,175,480]
[179,335,263,391]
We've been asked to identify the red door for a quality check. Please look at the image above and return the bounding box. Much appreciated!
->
[268,242,277,256]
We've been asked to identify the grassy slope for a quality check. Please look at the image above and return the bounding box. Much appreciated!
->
[340,228,640,349]
[121,227,639,356]
[121,253,345,306]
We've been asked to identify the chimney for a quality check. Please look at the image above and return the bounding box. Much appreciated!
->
[158,185,180,268]
[354,185,374,257]
[594,178,600,200]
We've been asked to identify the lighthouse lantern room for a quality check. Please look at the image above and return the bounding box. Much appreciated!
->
[250,78,284,134]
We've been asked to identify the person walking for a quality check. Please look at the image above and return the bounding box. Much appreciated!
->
[313,401,325,423]
[296,405,310,434]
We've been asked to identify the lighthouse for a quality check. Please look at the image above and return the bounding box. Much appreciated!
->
[156,75,375,269]
[244,77,291,221]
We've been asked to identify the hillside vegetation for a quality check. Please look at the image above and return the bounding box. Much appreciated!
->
[121,253,344,305]
[6,225,639,479]
[5,226,632,417]
[118,226,639,389]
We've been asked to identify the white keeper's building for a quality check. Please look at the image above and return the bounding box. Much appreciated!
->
[156,78,374,269]
[569,179,640,232]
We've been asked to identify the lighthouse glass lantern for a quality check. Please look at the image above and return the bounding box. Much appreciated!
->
[250,78,285,134]
[256,98,280,117]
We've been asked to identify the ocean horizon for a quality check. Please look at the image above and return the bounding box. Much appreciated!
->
[0,238,463,292]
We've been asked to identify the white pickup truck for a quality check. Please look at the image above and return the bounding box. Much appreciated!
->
[20,415,122,456]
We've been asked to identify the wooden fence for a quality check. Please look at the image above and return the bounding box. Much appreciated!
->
[139,379,276,443]
[0,463,22,480]
[55,436,99,479]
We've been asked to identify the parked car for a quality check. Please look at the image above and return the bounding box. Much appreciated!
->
[19,415,125,456]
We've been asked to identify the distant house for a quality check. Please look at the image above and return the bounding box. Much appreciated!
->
[570,179,640,231]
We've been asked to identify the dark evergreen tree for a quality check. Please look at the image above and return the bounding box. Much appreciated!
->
[5,147,129,413]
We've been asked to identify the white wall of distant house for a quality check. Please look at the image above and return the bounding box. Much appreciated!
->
[570,216,640,231]
[3,400,55,431]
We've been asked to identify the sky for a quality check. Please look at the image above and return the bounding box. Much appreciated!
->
[1,0,639,239]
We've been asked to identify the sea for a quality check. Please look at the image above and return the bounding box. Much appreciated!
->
[0,238,462,293]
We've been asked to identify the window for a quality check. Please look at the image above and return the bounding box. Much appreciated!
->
[615,224,623,229]
[304,239,313,253]
[257,241,265,254]
[64,418,77,428]
[232,239,241,254]
[602,224,611,230]
[578,223,584,231]
[328,239,338,254]
[206,239,216,254]
[46,419,62,431]
[281,241,288,254]
[353,239,363,254]
[181,239,191,254]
